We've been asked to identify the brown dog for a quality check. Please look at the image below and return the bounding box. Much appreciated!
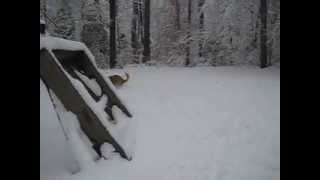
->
[109,72,130,88]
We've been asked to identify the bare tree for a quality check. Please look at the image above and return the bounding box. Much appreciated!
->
[109,0,117,68]
[142,0,151,63]
[198,0,205,57]
[186,0,192,66]
[131,0,139,61]
[138,0,144,44]
[170,0,181,30]
[260,0,268,68]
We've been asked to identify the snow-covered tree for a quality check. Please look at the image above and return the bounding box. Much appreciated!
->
[80,0,109,68]
[52,7,76,40]
[43,0,280,68]
[40,0,47,20]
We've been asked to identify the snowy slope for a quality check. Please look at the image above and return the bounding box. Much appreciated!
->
[40,66,280,180]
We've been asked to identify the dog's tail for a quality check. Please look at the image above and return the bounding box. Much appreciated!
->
[124,72,130,83]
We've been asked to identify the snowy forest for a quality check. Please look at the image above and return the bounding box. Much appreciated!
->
[40,0,280,180]
[40,0,280,69]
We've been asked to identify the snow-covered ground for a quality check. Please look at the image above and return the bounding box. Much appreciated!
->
[40,65,280,180]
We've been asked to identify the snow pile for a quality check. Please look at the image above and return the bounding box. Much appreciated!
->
[60,111,95,171]
[100,143,117,159]
[74,70,102,97]
[41,65,280,180]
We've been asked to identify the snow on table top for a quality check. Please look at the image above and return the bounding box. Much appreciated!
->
[40,36,96,66]
[41,66,280,180]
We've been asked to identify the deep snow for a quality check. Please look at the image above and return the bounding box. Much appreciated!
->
[40,65,280,180]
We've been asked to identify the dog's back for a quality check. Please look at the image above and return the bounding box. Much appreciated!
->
[109,72,130,87]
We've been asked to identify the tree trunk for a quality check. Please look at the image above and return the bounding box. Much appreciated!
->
[171,0,181,30]
[198,0,205,57]
[109,0,117,68]
[142,0,151,63]
[117,15,121,54]
[186,0,192,66]
[138,0,144,44]
[260,0,268,68]
[131,0,139,61]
